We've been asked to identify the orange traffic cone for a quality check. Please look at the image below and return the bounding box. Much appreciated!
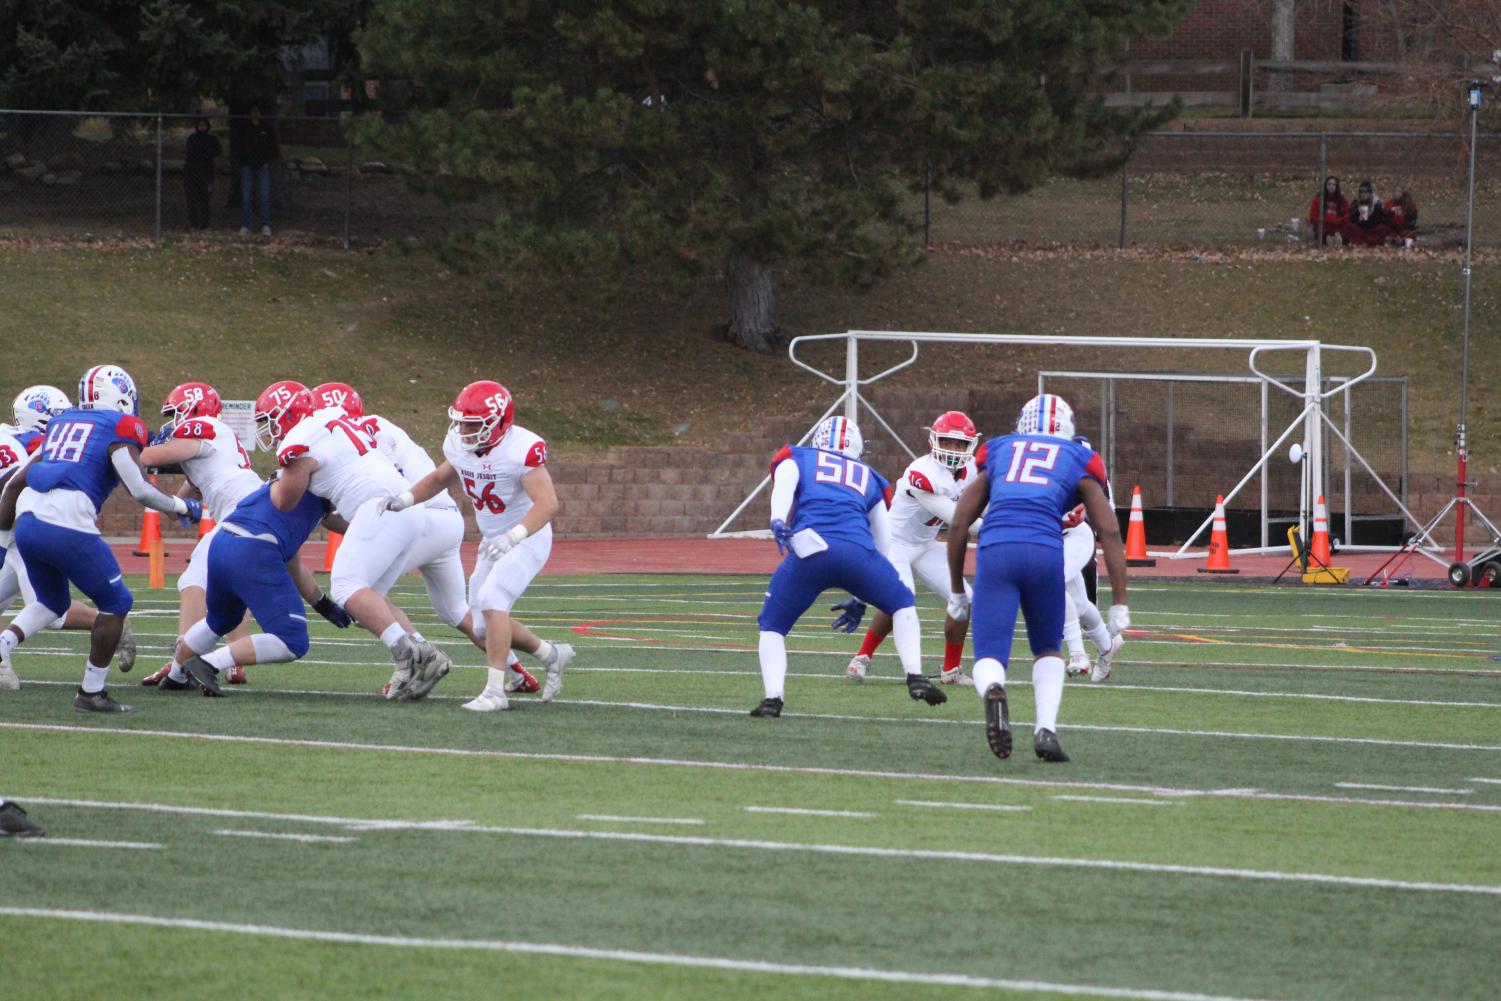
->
[132,476,162,556]
[323,530,343,572]
[1310,495,1332,567]
[1197,495,1239,574]
[1125,485,1155,567]
[197,514,216,539]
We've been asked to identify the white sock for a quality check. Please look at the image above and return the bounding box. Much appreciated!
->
[379,622,407,651]
[1062,595,1085,660]
[81,663,109,693]
[0,630,16,658]
[1032,656,1066,734]
[533,640,556,665]
[1087,621,1112,655]
[891,606,922,675]
[972,657,1006,696]
[250,634,295,664]
[167,662,188,683]
[758,631,787,700]
[205,647,236,671]
[507,651,522,668]
[485,666,508,693]
[411,631,426,643]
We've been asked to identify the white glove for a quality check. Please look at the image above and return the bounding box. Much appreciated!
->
[946,591,971,622]
[479,524,529,562]
[1107,604,1130,636]
[378,490,415,514]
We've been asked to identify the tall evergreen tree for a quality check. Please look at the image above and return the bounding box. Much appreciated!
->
[360,0,1188,351]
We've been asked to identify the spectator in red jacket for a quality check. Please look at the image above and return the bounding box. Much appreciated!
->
[1384,189,1418,245]
[1344,180,1391,246]
[1307,176,1348,244]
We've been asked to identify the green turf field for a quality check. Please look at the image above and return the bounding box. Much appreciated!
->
[3,575,1500,1001]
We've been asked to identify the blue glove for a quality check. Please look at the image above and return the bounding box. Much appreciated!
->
[150,422,175,446]
[314,596,353,629]
[178,497,203,528]
[770,518,794,556]
[830,598,868,633]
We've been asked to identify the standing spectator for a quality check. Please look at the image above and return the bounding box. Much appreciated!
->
[1344,179,1390,247]
[239,104,279,236]
[1384,189,1418,245]
[1307,176,1348,245]
[183,117,222,231]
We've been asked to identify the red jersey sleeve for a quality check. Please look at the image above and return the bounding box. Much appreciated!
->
[973,442,988,464]
[278,443,310,467]
[23,437,42,455]
[768,445,793,475]
[882,484,894,508]
[1083,452,1108,489]
[907,470,935,493]
[524,439,548,468]
[115,416,148,448]
[173,419,217,441]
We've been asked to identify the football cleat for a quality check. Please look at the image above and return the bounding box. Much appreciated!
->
[750,697,783,718]
[74,688,133,713]
[939,666,970,685]
[983,683,1012,759]
[141,662,173,686]
[0,801,46,837]
[1034,728,1070,763]
[401,641,452,701]
[906,673,948,706]
[182,656,224,696]
[845,654,870,682]
[461,689,510,712]
[1066,652,1092,678]
[503,664,541,694]
[384,636,421,701]
[1092,634,1123,683]
[541,643,572,702]
[0,648,18,691]
[154,672,201,693]
[117,618,136,673]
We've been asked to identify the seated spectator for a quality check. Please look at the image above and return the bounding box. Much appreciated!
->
[1343,179,1391,246]
[1307,175,1348,244]
[1384,189,1418,244]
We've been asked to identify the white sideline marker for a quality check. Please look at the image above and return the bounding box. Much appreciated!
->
[1469,777,1501,785]
[1335,783,1474,796]
[12,838,163,850]
[215,830,357,844]
[744,806,876,819]
[1051,796,1180,807]
[576,815,706,826]
[0,907,1282,1001]
[895,800,1033,813]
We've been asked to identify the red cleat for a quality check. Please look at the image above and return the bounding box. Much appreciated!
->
[378,681,391,698]
[504,665,541,694]
[141,663,173,687]
[226,665,247,685]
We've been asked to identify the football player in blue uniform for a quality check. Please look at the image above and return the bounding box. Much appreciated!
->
[4,385,71,455]
[0,366,202,712]
[174,479,353,696]
[947,395,1130,762]
[752,415,947,717]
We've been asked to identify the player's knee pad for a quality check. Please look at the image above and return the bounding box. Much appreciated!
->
[183,618,221,655]
[12,601,60,640]
[253,631,304,663]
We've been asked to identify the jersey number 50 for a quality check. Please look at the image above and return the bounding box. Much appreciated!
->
[814,452,870,493]
[1003,440,1060,485]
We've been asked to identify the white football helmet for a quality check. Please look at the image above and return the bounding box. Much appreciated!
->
[78,365,140,416]
[1016,393,1075,440]
[811,415,863,459]
[11,385,71,433]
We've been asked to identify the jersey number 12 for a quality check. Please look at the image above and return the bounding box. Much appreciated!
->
[1003,440,1060,485]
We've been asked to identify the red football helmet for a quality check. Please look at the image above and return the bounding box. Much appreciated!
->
[254,380,313,450]
[161,381,222,429]
[311,381,363,418]
[448,380,515,453]
[929,410,979,469]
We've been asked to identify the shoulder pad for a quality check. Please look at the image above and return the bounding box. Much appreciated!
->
[524,439,548,468]
[173,419,217,441]
[769,444,793,475]
[278,443,311,467]
[907,469,935,493]
[116,416,149,447]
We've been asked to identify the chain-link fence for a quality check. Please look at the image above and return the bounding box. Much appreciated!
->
[3,110,1498,251]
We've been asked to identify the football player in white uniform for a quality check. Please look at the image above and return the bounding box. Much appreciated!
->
[1061,435,1123,682]
[255,380,453,700]
[137,382,265,691]
[844,411,981,686]
[312,381,545,696]
[378,380,571,712]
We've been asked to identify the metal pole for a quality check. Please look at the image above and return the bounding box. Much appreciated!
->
[1316,132,1327,248]
[1343,381,1352,545]
[843,332,859,422]
[1456,87,1482,562]
[154,114,164,242]
[923,163,931,246]
[1107,378,1117,477]
[1260,379,1269,548]
[1400,379,1409,511]
[1119,161,1129,249]
[343,133,354,250]
[1165,382,1174,507]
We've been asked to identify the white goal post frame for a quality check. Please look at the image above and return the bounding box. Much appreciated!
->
[709,331,1425,558]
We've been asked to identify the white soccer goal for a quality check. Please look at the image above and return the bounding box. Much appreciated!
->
[710,330,1432,561]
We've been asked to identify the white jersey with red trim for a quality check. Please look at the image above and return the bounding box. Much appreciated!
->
[888,451,979,547]
[441,423,547,537]
[0,428,24,488]
[277,406,409,521]
[355,413,456,511]
[171,415,261,521]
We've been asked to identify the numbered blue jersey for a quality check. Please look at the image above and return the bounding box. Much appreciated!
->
[26,408,149,513]
[221,483,330,562]
[772,445,890,549]
[977,433,1108,551]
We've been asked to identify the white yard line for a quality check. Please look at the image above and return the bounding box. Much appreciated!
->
[0,907,1282,1001]
[10,837,163,850]
[1052,796,1180,807]
[1335,783,1474,795]
[744,806,875,818]
[1469,777,1501,785]
[576,815,706,826]
[894,800,1032,813]
[215,829,356,844]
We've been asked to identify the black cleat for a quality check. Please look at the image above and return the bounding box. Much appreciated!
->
[73,688,133,713]
[155,673,202,693]
[1034,728,1070,763]
[750,697,784,718]
[906,673,948,706]
[0,801,45,837]
[983,683,1012,759]
[182,656,224,697]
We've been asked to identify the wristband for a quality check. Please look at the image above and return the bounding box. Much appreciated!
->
[506,524,529,545]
